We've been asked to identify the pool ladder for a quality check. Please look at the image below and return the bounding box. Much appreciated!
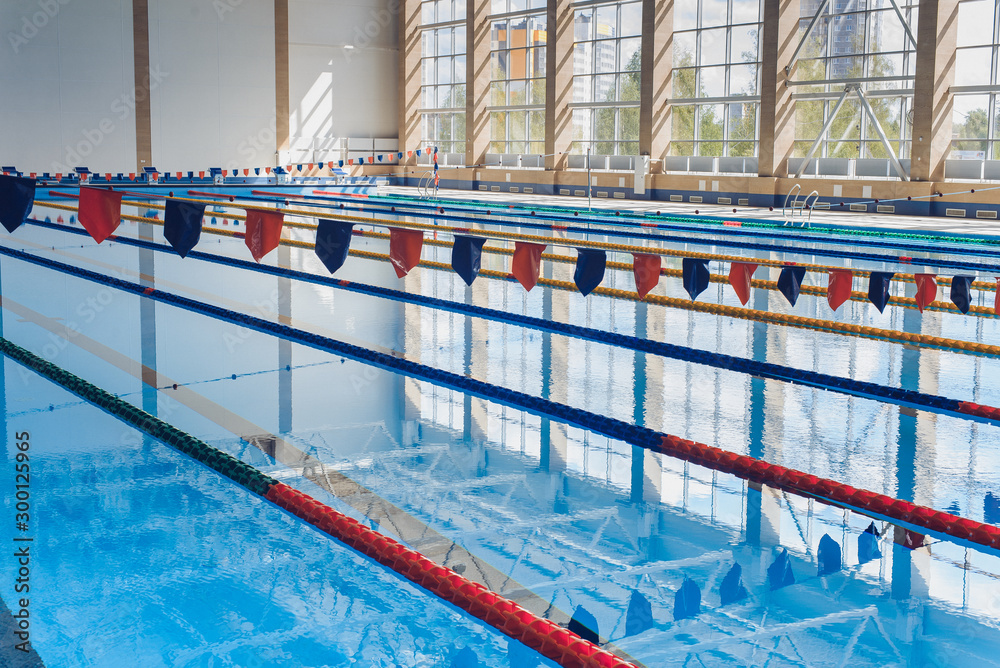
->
[417,170,438,199]
[783,184,819,228]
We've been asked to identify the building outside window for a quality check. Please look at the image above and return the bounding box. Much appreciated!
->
[489,0,547,155]
[952,0,1000,159]
[420,0,467,154]
[671,0,762,158]
[571,0,642,156]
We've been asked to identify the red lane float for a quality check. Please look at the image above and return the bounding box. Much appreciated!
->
[654,435,1000,550]
[264,482,637,668]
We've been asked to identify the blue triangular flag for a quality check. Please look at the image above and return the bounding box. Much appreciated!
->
[720,562,748,605]
[317,162,325,170]
[254,167,260,175]
[767,548,795,590]
[574,249,606,296]
[950,275,973,314]
[416,149,422,157]
[673,578,701,621]
[0,175,36,233]
[452,235,486,286]
[682,258,710,301]
[858,522,881,564]
[377,155,383,162]
[339,160,344,168]
[568,605,599,644]
[867,271,894,313]
[397,152,403,160]
[624,589,653,637]
[817,533,842,575]
[777,266,806,306]
[163,200,206,258]
[315,219,354,273]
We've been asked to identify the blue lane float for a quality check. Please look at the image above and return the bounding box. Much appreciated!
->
[22,218,998,427]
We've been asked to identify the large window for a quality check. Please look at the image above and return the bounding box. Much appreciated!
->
[953,0,1000,159]
[420,0,467,154]
[791,0,917,160]
[671,0,762,157]
[571,1,642,155]
[489,2,547,154]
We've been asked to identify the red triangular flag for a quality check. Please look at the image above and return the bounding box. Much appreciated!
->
[511,242,546,291]
[913,274,937,313]
[265,167,271,174]
[368,156,374,164]
[408,150,413,157]
[243,168,249,176]
[129,173,136,181]
[632,253,661,299]
[78,187,123,244]
[348,159,354,166]
[176,171,182,179]
[244,209,283,262]
[30,173,37,179]
[55,173,62,181]
[827,269,853,311]
[728,262,758,306]
[104,173,110,181]
[388,228,423,278]
[199,171,205,178]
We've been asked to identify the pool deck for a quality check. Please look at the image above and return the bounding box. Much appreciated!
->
[380,185,1000,239]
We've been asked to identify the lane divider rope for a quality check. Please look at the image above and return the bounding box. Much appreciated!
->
[27,216,1000,357]
[1,242,998,553]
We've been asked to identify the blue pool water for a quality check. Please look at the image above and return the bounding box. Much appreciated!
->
[1,194,1000,667]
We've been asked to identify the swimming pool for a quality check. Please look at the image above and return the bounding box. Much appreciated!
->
[2,187,1000,667]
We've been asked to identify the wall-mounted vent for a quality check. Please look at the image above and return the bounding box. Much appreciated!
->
[478,185,487,190]
[976,209,997,219]
[813,202,830,209]
[670,194,683,202]
[946,208,966,217]
[876,205,895,213]
[597,191,608,197]
[613,192,626,198]
[490,185,500,191]
[574,189,586,196]
[523,187,533,193]
[849,203,867,212]
[559,188,570,195]
[509,186,519,193]
[738,198,749,206]
[717,197,732,205]
[689,195,703,203]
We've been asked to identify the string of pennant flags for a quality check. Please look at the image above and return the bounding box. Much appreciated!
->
[0,174,998,319]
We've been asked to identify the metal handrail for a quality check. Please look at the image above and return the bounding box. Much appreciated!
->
[783,184,802,225]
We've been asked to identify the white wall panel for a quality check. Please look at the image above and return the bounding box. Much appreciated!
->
[0,0,136,174]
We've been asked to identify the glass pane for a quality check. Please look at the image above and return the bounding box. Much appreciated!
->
[529,78,546,105]
[956,48,992,87]
[529,0,546,10]
[700,141,723,156]
[453,84,466,107]
[572,108,591,142]
[422,1,436,24]
[596,43,617,73]
[422,85,435,108]
[620,2,642,37]
[672,141,695,156]
[728,101,757,142]
[620,72,641,102]
[437,85,452,107]
[700,28,728,67]
[866,96,901,139]
[702,0,729,28]
[795,100,825,139]
[700,65,726,97]
[437,28,452,56]
[675,3,697,31]
[595,74,616,101]
[510,0,525,12]
[491,81,506,106]
[699,104,724,141]
[573,75,593,103]
[454,55,466,83]
[529,110,545,140]
[595,107,616,154]
[437,58,452,85]
[954,95,990,141]
[422,30,434,58]
[491,21,507,51]
[574,43,594,75]
[454,0,466,21]
[454,112,466,141]
[732,0,760,25]
[574,9,593,41]
[596,6,617,39]
[491,51,508,81]
[958,0,994,48]
[510,111,527,140]
[455,26,467,54]
[509,79,527,104]
[620,38,641,70]
[673,105,696,141]
[674,31,696,66]
[872,10,905,54]
[491,111,506,142]
[673,67,698,98]
[730,63,757,96]
[619,107,639,142]
[437,0,451,23]
[731,25,759,65]
[421,59,433,86]
[530,15,547,43]
[490,0,505,15]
